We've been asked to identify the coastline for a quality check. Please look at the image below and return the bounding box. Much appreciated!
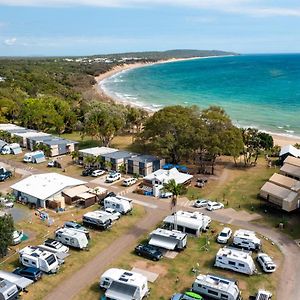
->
[94,56,300,147]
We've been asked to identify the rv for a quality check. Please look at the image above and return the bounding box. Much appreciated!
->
[19,246,59,274]
[214,247,256,275]
[163,210,211,237]
[233,229,261,251]
[103,195,133,214]
[99,268,149,300]
[55,228,89,250]
[0,270,33,292]
[192,274,241,300]
[23,151,45,164]
[82,211,112,230]
[148,228,187,250]
[0,279,19,300]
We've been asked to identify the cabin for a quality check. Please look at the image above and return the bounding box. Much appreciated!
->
[78,147,118,163]
[102,150,136,171]
[279,144,300,164]
[62,185,90,205]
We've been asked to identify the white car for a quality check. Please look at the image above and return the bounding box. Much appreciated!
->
[44,238,70,253]
[12,230,24,245]
[106,172,121,183]
[92,169,105,177]
[206,201,224,211]
[194,199,209,208]
[123,177,137,186]
[103,208,121,221]
[160,192,173,198]
[0,197,14,208]
[257,253,277,273]
[217,227,232,244]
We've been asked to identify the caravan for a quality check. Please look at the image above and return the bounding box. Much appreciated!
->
[103,195,133,214]
[82,211,112,230]
[23,151,45,164]
[214,247,256,275]
[233,229,261,251]
[99,268,149,300]
[192,274,241,300]
[148,228,187,250]
[55,228,88,250]
[0,279,19,300]
[0,270,33,292]
[19,246,59,274]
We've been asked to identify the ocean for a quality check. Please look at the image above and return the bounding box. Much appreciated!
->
[100,54,300,138]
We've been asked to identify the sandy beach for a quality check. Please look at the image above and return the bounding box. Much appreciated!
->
[94,57,300,147]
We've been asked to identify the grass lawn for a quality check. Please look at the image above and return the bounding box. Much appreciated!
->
[0,204,146,300]
[75,222,282,300]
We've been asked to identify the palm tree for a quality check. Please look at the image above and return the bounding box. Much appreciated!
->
[83,155,96,168]
[70,150,79,164]
[163,179,186,230]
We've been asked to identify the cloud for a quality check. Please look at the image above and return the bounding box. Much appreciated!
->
[3,37,17,46]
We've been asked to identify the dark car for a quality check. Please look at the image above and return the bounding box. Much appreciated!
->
[135,244,163,261]
[0,171,12,182]
[82,167,96,176]
[13,266,43,281]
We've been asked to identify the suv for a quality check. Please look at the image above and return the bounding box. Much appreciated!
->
[206,201,224,211]
[64,221,90,239]
[135,244,163,261]
[171,292,204,300]
[193,199,209,208]
[123,177,137,187]
[13,266,43,281]
[0,170,12,182]
[82,167,96,176]
[257,253,276,273]
[92,169,105,177]
[217,227,232,244]
[106,172,121,183]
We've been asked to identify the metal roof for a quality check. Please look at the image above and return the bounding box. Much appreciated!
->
[103,150,136,160]
[280,163,300,179]
[284,156,300,167]
[260,181,298,202]
[127,154,160,163]
[269,173,300,191]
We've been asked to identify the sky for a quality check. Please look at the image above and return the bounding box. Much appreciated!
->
[0,0,300,56]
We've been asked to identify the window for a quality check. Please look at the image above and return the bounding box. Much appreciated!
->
[24,259,29,263]
[221,294,228,299]
[238,263,245,267]
[185,227,197,235]
[208,289,218,296]
[228,261,236,265]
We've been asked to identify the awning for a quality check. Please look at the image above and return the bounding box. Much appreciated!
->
[105,281,137,300]
[35,156,46,163]
[149,236,178,250]
[11,147,22,155]
[0,270,33,290]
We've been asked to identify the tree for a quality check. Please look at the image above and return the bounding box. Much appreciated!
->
[70,150,79,163]
[33,143,51,157]
[0,214,14,258]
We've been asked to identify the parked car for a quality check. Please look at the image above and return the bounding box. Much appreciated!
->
[217,227,232,244]
[64,221,90,239]
[106,172,121,183]
[206,201,224,211]
[92,169,105,177]
[195,178,208,188]
[44,238,69,253]
[171,291,204,300]
[82,167,96,176]
[47,160,55,167]
[0,197,14,208]
[135,244,163,261]
[160,192,173,198]
[0,170,12,181]
[13,266,43,281]
[193,199,209,208]
[103,208,121,221]
[123,177,137,187]
[11,230,23,245]
[257,253,277,273]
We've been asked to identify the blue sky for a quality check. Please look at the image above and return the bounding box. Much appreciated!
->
[0,0,300,56]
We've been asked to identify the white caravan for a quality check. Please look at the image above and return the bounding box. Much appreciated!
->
[214,247,256,275]
[192,274,241,300]
[233,229,261,251]
[55,228,88,250]
[82,211,112,230]
[23,151,45,164]
[163,210,211,237]
[103,195,133,215]
[148,228,187,250]
[19,246,59,274]
[100,268,149,300]
[0,279,19,300]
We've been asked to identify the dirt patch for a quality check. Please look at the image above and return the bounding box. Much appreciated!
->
[217,208,262,222]
[132,260,168,277]
[239,280,247,290]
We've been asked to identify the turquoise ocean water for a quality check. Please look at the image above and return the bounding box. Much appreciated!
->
[100,54,300,137]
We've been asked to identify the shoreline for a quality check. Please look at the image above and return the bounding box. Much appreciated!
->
[94,56,300,147]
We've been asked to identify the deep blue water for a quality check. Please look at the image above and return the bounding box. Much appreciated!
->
[101,54,300,137]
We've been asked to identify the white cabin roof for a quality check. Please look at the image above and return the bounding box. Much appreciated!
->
[79,147,118,157]
[280,145,300,158]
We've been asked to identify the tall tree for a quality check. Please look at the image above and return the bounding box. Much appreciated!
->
[0,214,14,258]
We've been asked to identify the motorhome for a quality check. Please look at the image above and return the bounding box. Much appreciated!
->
[99,268,149,300]
[55,228,88,250]
[233,229,261,251]
[0,270,33,292]
[19,246,59,274]
[192,274,241,300]
[82,211,112,230]
[0,278,19,300]
[214,247,256,275]
[148,228,187,250]
[103,195,133,214]
[23,151,45,164]
[163,210,211,237]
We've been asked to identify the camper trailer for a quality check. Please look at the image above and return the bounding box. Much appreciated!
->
[0,270,33,292]
[148,228,187,250]
[103,195,133,214]
[0,278,19,300]
[55,228,88,250]
[163,210,211,237]
[82,211,112,230]
[99,268,149,300]
[192,274,241,300]
[214,247,256,275]
[23,151,45,164]
[19,246,59,274]
[233,229,261,251]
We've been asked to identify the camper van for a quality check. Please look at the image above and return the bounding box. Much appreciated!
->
[192,274,241,300]
[214,247,256,275]
[23,151,45,164]
[163,210,211,237]
[148,228,187,250]
[232,229,261,251]
[0,278,19,300]
[99,268,149,300]
[103,195,133,215]
[19,246,59,274]
[55,228,88,250]
[82,211,112,230]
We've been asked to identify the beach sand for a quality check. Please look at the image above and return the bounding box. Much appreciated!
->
[94,58,300,147]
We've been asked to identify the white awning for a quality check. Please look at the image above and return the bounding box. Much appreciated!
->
[149,236,178,250]
[0,270,33,290]
[105,281,137,300]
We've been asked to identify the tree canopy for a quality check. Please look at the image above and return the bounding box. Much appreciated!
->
[0,214,14,258]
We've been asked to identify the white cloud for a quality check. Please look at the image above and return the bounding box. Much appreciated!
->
[3,37,17,46]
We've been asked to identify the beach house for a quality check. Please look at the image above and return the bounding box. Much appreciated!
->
[279,144,300,163]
